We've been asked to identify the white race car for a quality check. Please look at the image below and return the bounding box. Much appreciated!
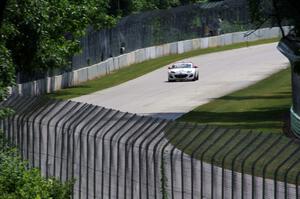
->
[168,62,199,82]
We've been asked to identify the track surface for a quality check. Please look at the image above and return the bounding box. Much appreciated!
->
[72,43,289,120]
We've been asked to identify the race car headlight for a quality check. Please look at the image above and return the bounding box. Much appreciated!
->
[170,71,176,73]
[186,71,192,73]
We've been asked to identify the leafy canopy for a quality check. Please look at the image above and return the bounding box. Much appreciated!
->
[1,0,115,76]
[248,0,300,35]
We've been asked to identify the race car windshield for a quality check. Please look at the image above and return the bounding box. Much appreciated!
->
[172,63,192,68]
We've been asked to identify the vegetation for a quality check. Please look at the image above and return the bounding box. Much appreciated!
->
[0,0,115,78]
[179,67,291,133]
[0,1,114,197]
[108,0,222,15]
[248,0,300,36]
[48,38,279,100]
[0,134,73,199]
[165,122,300,184]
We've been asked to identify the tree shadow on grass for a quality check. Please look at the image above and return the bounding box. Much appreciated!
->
[179,106,291,133]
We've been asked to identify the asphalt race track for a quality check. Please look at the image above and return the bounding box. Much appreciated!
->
[72,43,289,120]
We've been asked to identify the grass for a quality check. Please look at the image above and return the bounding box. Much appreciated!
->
[165,123,300,184]
[48,38,279,100]
[164,67,300,184]
[178,67,292,133]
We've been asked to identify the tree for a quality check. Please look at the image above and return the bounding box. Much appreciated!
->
[0,135,74,199]
[1,0,115,79]
[0,1,115,197]
[247,0,300,137]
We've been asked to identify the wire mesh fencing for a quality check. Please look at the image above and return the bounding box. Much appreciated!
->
[17,0,253,83]
[71,0,251,71]
[1,96,300,199]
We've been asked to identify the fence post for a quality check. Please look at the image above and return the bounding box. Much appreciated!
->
[190,127,220,199]
[67,106,103,198]
[37,100,60,171]
[231,131,261,199]
[251,135,282,199]
[132,121,178,199]
[160,122,189,199]
[274,145,300,199]
[114,116,151,199]
[24,98,49,162]
[53,102,80,178]
[210,130,240,199]
[221,131,252,199]
[100,111,127,199]
[59,103,89,182]
[45,101,73,178]
[7,96,26,146]
[200,128,230,199]
[92,109,116,199]
[296,170,300,198]
[283,152,300,199]
[30,99,53,168]
[122,117,163,199]
[108,114,137,199]
[143,119,169,199]
[240,133,271,199]
[136,118,167,199]
[169,124,199,199]
[262,140,293,199]
[180,125,208,199]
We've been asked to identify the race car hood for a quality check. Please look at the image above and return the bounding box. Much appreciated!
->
[168,68,195,73]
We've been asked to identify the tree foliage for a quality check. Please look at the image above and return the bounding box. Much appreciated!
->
[108,0,216,16]
[0,134,74,199]
[248,0,300,36]
[1,0,115,77]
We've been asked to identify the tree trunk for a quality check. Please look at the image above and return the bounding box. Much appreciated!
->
[292,63,300,114]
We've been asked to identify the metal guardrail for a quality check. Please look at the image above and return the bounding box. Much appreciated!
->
[0,97,300,198]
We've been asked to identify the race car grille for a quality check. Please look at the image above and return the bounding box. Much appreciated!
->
[175,74,188,78]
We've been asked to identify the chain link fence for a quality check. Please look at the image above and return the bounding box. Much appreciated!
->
[18,0,253,83]
[71,0,251,70]
[1,97,300,198]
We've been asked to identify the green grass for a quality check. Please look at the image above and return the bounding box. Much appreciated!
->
[165,67,300,184]
[165,124,300,184]
[178,67,292,133]
[48,38,279,100]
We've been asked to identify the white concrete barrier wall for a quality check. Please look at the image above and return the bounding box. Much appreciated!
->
[13,27,290,96]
